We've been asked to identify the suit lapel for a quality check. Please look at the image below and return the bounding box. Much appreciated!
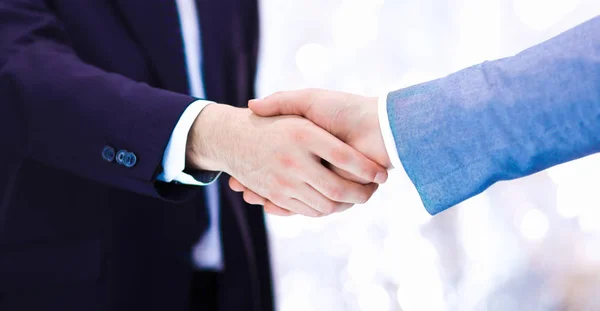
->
[115,0,189,94]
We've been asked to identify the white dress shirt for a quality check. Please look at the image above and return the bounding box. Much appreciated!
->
[157,0,223,271]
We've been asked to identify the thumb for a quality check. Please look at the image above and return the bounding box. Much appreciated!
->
[248,91,311,117]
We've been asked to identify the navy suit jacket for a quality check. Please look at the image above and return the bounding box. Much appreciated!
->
[387,16,600,215]
[0,1,273,310]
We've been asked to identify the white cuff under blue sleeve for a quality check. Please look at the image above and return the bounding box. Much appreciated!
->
[378,93,403,170]
[157,99,222,186]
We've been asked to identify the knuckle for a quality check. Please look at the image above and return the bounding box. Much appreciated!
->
[303,88,321,99]
[330,147,350,165]
[289,127,309,143]
[276,154,298,169]
[270,91,284,99]
[273,173,294,189]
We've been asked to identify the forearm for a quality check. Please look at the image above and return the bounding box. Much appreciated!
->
[387,16,600,214]
[0,1,198,198]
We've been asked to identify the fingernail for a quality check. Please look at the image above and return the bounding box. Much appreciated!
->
[249,99,260,104]
[374,172,388,184]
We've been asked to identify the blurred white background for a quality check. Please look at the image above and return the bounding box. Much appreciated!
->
[255,1,600,310]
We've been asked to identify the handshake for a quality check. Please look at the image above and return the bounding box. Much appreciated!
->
[185,17,599,218]
[186,89,392,217]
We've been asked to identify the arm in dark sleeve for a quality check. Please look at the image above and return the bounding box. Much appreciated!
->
[386,16,600,214]
[0,0,198,198]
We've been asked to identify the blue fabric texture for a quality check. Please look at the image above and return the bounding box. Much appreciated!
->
[387,16,600,215]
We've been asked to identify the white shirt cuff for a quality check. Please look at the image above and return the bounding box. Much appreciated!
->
[157,99,221,186]
[378,93,403,169]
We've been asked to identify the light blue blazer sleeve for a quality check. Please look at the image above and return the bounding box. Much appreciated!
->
[387,16,600,215]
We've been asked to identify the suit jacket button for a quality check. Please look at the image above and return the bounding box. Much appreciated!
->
[116,150,128,165]
[102,146,116,162]
[123,152,137,168]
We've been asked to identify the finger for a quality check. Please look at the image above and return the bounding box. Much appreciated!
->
[302,160,380,205]
[335,204,353,214]
[242,189,267,206]
[248,90,313,117]
[229,177,247,192]
[310,127,388,184]
[293,182,353,216]
[270,196,322,218]
[264,201,296,217]
[327,162,372,185]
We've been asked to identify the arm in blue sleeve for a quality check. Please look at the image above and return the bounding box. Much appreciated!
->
[386,16,600,215]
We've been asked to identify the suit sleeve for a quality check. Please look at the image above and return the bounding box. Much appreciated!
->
[386,16,600,215]
[0,0,200,199]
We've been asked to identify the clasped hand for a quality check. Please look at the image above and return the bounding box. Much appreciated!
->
[187,89,391,217]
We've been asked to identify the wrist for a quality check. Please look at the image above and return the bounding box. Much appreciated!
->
[346,96,391,169]
[376,94,396,169]
[186,103,237,172]
[369,96,392,169]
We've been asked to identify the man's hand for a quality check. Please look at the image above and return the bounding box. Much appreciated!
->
[249,89,391,168]
[228,89,392,215]
[186,103,388,217]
